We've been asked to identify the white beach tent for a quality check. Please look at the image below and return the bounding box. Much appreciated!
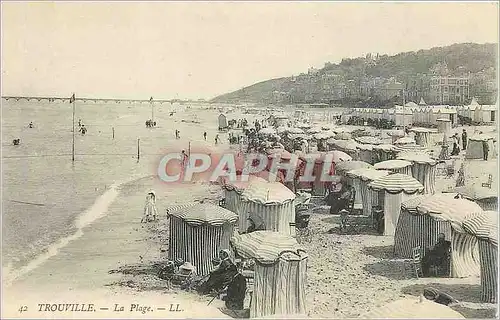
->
[436,118,452,136]
[231,231,307,318]
[410,127,432,148]
[360,296,465,319]
[346,168,390,217]
[239,179,296,236]
[356,144,375,164]
[462,211,498,303]
[446,185,498,211]
[166,203,238,276]
[222,176,267,215]
[372,144,397,162]
[466,134,497,159]
[416,195,483,278]
[368,173,424,236]
[397,152,438,194]
[374,159,413,175]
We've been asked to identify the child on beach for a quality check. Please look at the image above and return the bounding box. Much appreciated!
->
[141,190,158,223]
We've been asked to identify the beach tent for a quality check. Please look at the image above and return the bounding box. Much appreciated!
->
[368,174,424,236]
[259,127,277,136]
[462,211,498,303]
[231,231,307,318]
[394,195,436,258]
[240,179,296,236]
[416,196,483,278]
[346,168,390,216]
[466,135,497,160]
[374,159,413,175]
[286,127,305,134]
[166,203,238,276]
[296,153,337,197]
[357,144,375,164]
[218,114,228,130]
[274,115,290,127]
[410,127,432,148]
[360,297,465,319]
[355,136,382,145]
[326,139,359,159]
[222,176,267,215]
[335,132,352,140]
[373,144,397,162]
[445,185,498,211]
[479,105,497,123]
[436,118,452,136]
[335,160,373,177]
[397,153,437,194]
[394,136,417,146]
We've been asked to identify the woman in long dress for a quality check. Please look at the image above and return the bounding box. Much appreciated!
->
[142,190,158,222]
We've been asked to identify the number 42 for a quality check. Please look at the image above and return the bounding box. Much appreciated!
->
[18,306,28,313]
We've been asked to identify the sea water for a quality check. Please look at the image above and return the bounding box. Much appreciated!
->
[1,99,222,281]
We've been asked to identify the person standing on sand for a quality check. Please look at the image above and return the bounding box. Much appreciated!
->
[141,190,158,223]
[482,140,489,161]
[203,132,207,141]
[215,134,219,145]
[461,129,468,151]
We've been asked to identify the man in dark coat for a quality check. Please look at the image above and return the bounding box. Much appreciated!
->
[461,129,467,151]
[422,233,451,277]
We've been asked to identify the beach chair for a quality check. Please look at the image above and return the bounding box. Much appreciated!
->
[412,246,423,279]
[482,174,493,189]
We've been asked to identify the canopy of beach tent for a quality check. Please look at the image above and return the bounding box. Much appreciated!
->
[374,159,413,175]
[335,160,373,176]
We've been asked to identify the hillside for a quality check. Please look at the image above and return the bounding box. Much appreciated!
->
[212,43,497,106]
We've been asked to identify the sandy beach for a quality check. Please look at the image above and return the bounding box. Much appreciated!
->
[2,102,498,319]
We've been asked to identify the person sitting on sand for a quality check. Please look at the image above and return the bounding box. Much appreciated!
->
[141,190,158,223]
[28,121,34,128]
[329,182,352,214]
[421,233,451,277]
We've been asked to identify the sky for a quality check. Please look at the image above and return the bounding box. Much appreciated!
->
[1,1,498,100]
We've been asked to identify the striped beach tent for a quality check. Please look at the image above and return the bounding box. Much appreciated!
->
[240,179,296,236]
[410,127,433,148]
[394,194,455,258]
[373,144,397,162]
[397,152,438,194]
[231,231,307,318]
[166,203,238,276]
[335,160,373,176]
[356,144,375,164]
[326,139,360,159]
[416,196,483,278]
[347,168,390,216]
[466,135,497,160]
[360,297,465,319]
[462,211,498,303]
[297,152,341,197]
[446,185,498,211]
[374,159,413,176]
[368,174,424,236]
[222,176,267,215]
[394,136,417,146]
[355,136,383,145]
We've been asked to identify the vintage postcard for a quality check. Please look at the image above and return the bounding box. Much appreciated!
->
[1,1,498,319]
